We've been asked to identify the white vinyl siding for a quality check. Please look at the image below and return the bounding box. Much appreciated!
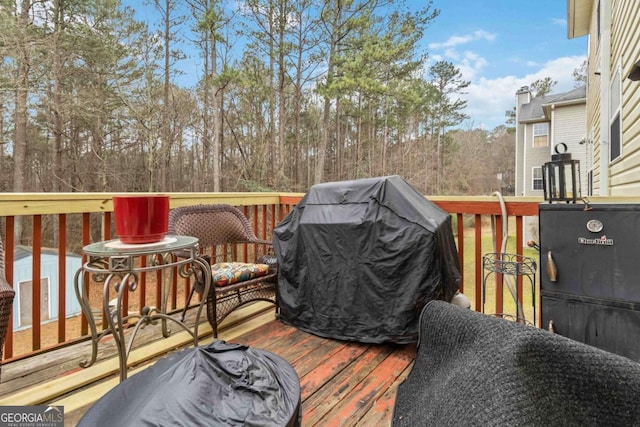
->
[552,104,589,196]
[585,0,640,195]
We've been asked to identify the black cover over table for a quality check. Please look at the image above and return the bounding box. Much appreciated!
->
[78,340,301,427]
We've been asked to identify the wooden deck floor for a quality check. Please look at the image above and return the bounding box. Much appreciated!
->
[0,303,416,426]
[226,317,416,426]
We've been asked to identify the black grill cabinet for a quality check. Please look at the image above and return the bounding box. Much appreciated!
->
[539,203,640,362]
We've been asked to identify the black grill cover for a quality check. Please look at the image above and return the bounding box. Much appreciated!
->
[273,175,461,344]
[78,340,301,427]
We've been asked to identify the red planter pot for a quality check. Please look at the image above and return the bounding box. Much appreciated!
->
[113,195,170,244]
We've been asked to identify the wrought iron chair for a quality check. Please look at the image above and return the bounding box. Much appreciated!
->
[168,204,277,337]
[0,236,16,382]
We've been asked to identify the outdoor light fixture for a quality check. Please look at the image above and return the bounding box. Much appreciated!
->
[628,60,640,81]
[542,143,581,203]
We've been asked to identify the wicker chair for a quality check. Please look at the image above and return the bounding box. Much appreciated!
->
[0,236,16,383]
[168,204,277,337]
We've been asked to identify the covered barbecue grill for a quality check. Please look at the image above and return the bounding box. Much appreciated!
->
[273,175,461,344]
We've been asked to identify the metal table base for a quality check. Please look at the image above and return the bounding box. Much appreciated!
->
[74,235,211,382]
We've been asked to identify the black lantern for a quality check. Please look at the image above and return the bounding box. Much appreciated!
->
[542,143,581,203]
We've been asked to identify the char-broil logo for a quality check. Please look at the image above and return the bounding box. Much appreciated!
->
[0,405,63,427]
[578,235,614,246]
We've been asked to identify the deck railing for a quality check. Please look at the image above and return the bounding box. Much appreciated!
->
[1,192,549,361]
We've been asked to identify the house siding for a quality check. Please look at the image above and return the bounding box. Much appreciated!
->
[552,104,589,194]
[583,0,640,195]
[516,87,586,245]
[610,0,640,194]
[520,105,587,199]
[514,89,531,196]
[515,126,525,196]
[517,100,587,198]
[586,1,603,193]
[523,122,550,197]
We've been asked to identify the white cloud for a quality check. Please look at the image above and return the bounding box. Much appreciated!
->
[456,51,489,81]
[444,48,460,60]
[459,55,587,130]
[429,35,473,49]
[526,55,587,90]
[428,30,496,49]
[428,29,495,89]
[474,30,497,42]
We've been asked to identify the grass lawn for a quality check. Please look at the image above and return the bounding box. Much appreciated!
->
[457,218,540,327]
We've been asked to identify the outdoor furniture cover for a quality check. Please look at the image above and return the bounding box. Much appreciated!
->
[392,300,640,426]
[273,175,461,344]
[78,340,301,427]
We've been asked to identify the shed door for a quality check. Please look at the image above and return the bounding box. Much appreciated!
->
[19,278,51,328]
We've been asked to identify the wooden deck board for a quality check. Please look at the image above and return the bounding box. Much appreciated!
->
[292,338,350,379]
[225,320,416,426]
[354,363,414,426]
[318,344,416,426]
[298,342,370,401]
[1,304,416,426]
[301,344,395,425]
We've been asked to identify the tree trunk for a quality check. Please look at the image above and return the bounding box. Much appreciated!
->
[276,0,287,188]
[201,34,211,192]
[52,0,64,193]
[209,22,221,192]
[13,0,32,241]
[160,0,173,192]
[316,95,330,184]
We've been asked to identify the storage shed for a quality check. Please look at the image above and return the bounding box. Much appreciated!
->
[12,246,82,331]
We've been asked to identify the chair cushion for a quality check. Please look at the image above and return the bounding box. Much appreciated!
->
[211,262,271,287]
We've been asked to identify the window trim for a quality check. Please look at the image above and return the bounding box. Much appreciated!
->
[532,122,549,148]
[532,166,544,191]
[609,65,622,162]
[597,0,601,40]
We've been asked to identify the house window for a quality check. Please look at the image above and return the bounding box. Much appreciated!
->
[610,67,621,161]
[532,167,543,191]
[533,123,549,147]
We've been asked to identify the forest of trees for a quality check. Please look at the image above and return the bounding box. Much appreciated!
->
[1,0,519,196]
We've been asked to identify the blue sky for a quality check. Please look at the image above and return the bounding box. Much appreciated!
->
[128,0,587,131]
[425,0,587,129]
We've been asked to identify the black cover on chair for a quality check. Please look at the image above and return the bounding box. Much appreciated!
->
[79,341,301,427]
[273,175,461,344]
[392,300,640,426]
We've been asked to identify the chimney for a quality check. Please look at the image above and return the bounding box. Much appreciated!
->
[516,86,531,106]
